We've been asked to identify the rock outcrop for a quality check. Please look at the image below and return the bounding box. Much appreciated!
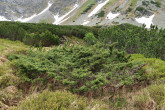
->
[0,0,165,28]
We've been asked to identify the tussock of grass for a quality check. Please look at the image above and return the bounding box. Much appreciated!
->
[0,39,28,76]
[148,84,165,105]
[123,83,165,110]
[12,90,108,110]
[0,39,28,55]
[119,54,165,109]
[133,89,156,110]
[0,73,19,89]
[0,63,10,76]
[0,45,3,50]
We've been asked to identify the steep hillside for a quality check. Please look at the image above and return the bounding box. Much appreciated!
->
[0,0,165,28]
[0,0,81,24]
[65,0,165,28]
[0,22,165,109]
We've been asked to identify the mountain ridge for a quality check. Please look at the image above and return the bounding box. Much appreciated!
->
[0,0,165,28]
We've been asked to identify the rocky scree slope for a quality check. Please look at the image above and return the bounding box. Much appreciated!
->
[0,0,165,28]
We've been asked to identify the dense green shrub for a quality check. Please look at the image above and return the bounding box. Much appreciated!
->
[98,24,165,60]
[23,30,60,46]
[0,22,165,60]
[0,21,99,46]
[7,43,143,93]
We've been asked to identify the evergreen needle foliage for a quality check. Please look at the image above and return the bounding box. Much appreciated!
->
[98,24,165,60]
[7,43,143,94]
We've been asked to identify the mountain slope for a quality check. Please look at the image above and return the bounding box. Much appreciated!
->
[0,0,165,28]
[0,23,165,109]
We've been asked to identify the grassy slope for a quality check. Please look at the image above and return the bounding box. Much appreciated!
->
[0,39,28,109]
[0,39,28,55]
[0,39,165,110]
[0,39,28,76]
[71,0,96,20]
[126,0,138,17]
[107,54,165,109]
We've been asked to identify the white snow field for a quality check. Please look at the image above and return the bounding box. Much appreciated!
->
[82,20,90,25]
[53,4,78,25]
[88,0,109,18]
[135,15,155,28]
[0,16,10,21]
[106,12,120,20]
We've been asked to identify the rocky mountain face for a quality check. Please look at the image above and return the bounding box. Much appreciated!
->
[0,0,165,28]
[49,0,78,15]
[0,0,47,19]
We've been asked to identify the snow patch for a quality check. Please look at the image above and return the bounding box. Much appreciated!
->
[106,12,120,20]
[38,2,52,16]
[0,16,10,21]
[16,14,37,22]
[16,1,52,22]
[88,0,109,18]
[82,20,90,25]
[135,15,155,28]
[53,4,78,25]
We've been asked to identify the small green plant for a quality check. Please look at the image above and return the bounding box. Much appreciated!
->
[142,1,149,6]
[126,7,132,13]
[81,3,95,14]
[84,32,98,45]
[96,11,105,18]
[135,6,147,13]
[109,96,128,109]
[151,1,161,7]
